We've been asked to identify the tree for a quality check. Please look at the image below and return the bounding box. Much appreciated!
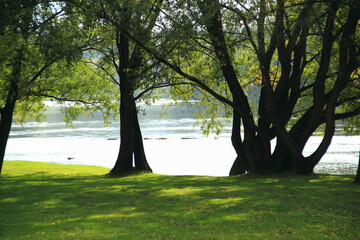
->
[225,0,359,174]
[0,0,117,174]
[124,0,359,175]
[71,0,174,175]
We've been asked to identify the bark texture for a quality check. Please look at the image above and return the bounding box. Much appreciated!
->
[198,0,360,175]
[0,100,16,174]
[109,31,152,176]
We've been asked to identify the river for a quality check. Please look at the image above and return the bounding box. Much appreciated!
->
[5,101,359,176]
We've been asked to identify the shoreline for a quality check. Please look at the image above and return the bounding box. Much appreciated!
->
[5,137,359,176]
[2,160,358,177]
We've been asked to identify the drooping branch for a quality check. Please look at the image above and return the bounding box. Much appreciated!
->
[82,59,118,85]
[36,93,104,114]
[122,30,234,108]
[134,82,195,101]
[334,107,360,121]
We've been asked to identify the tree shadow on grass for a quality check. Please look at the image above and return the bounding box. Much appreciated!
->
[1,168,359,239]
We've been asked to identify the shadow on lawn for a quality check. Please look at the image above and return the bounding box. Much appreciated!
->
[1,170,359,239]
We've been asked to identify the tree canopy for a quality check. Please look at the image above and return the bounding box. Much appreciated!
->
[121,0,359,174]
[0,0,118,173]
[1,0,359,176]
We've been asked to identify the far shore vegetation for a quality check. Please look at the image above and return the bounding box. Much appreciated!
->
[1,161,359,240]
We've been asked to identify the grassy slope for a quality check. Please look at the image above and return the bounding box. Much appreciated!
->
[0,161,359,240]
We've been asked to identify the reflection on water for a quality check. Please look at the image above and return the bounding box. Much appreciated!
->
[6,103,360,176]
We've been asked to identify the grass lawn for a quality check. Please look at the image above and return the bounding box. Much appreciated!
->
[0,161,359,240]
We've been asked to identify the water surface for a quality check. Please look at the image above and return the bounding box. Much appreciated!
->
[5,102,359,176]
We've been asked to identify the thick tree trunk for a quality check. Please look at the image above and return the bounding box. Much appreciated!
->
[197,0,264,176]
[110,98,152,175]
[0,100,16,174]
[109,31,134,175]
[271,143,293,172]
[110,96,135,174]
[109,31,152,176]
[229,108,273,175]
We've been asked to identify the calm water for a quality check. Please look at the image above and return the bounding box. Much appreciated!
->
[5,102,360,176]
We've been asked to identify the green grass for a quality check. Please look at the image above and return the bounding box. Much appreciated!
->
[1,161,359,240]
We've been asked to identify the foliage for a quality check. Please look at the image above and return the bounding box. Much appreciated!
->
[1,161,359,239]
[0,0,118,125]
[133,0,360,174]
[1,0,359,175]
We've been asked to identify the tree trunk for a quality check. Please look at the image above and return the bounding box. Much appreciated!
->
[355,152,360,183]
[229,111,248,175]
[110,95,152,175]
[109,31,134,175]
[110,96,135,175]
[0,99,16,174]
[109,31,152,176]
[0,44,22,174]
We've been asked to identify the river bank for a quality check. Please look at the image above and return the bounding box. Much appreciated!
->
[5,136,359,176]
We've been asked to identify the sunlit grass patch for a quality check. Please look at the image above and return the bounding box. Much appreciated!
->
[0,197,20,203]
[1,161,359,239]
